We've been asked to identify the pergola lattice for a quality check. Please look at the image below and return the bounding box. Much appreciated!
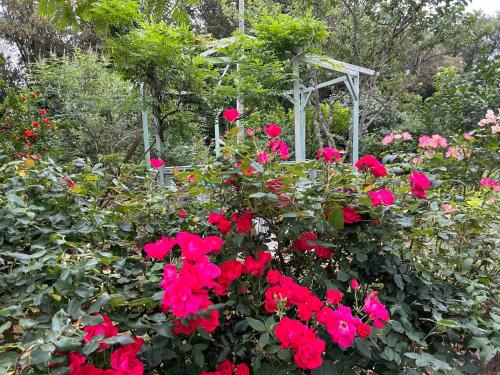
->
[201,36,375,163]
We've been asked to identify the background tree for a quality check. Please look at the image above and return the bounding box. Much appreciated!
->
[30,51,143,162]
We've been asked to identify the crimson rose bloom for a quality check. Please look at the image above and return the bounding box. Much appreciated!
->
[223,108,239,123]
[368,189,395,207]
[83,315,118,349]
[342,207,361,224]
[409,171,431,199]
[265,123,282,138]
[355,155,387,177]
[217,359,234,375]
[235,363,250,375]
[326,289,343,304]
[356,322,372,339]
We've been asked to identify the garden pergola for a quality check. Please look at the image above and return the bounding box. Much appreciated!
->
[201,36,375,164]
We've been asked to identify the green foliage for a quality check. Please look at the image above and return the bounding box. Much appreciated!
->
[30,51,142,162]
[0,90,54,158]
[1,118,498,373]
[252,12,329,55]
[421,57,500,134]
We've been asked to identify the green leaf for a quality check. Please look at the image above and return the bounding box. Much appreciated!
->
[52,310,69,334]
[258,332,270,348]
[328,207,344,230]
[311,360,339,375]
[192,345,204,368]
[247,317,266,332]
[0,321,11,334]
[103,336,135,345]
[355,339,372,359]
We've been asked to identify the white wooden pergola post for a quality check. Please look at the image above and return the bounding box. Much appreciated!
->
[140,83,151,163]
[236,0,245,138]
[351,73,360,163]
[293,56,306,162]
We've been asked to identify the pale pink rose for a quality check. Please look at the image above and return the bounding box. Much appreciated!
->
[441,204,453,213]
[492,125,500,134]
[246,128,255,136]
[478,110,496,126]
[412,157,423,164]
[381,133,395,145]
[402,132,413,140]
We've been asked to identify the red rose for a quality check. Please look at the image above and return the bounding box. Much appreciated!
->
[326,289,343,304]
[235,363,250,375]
[265,123,282,138]
[342,207,361,224]
[217,359,234,375]
[223,108,239,123]
[356,322,372,339]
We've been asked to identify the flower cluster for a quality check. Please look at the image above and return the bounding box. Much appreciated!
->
[478,109,500,133]
[68,338,143,375]
[445,146,471,160]
[409,171,431,199]
[65,315,143,374]
[208,211,255,234]
[381,131,412,145]
[275,318,325,370]
[266,270,389,369]
[83,315,119,349]
[480,178,500,191]
[418,134,448,150]
[368,189,395,207]
[355,155,388,177]
[317,147,341,163]
[293,232,333,259]
[201,359,250,375]
[160,232,223,318]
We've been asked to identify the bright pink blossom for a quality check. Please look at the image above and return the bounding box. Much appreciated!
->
[235,363,250,375]
[243,250,272,276]
[144,236,176,260]
[363,291,390,329]
[257,151,269,164]
[149,158,166,169]
[318,305,359,349]
[355,155,387,177]
[317,147,341,163]
[409,171,431,199]
[342,207,361,224]
[265,123,282,138]
[326,289,343,305]
[368,189,395,207]
[109,337,144,375]
[350,279,360,289]
[266,269,282,285]
[223,108,239,123]
[83,315,118,349]
[480,178,500,191]
[269,140,289,160]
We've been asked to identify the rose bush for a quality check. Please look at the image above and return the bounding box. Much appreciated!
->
[0,110,498,374]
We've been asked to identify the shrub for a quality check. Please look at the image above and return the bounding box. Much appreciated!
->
[0,112,498,374]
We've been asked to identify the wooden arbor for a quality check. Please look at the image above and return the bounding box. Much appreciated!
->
[201,37,375,163]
